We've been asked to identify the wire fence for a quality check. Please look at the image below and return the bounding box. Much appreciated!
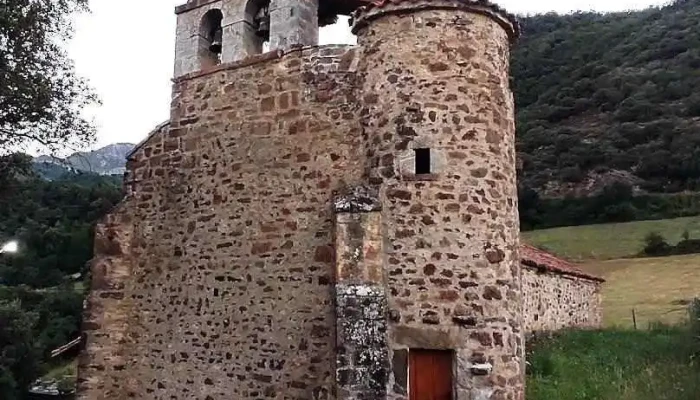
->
[629,298,700,330]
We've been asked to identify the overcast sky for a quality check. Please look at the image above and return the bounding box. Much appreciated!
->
[67,0,671,150]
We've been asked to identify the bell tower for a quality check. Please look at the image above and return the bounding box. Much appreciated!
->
[173,0,320,77]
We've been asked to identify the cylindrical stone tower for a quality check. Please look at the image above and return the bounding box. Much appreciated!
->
[352,1,523,399]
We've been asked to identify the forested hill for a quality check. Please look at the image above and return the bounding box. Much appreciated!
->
[0,166,123,398]
[513,0,700,197]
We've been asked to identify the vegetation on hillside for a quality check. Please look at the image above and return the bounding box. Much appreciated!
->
[514,0,700,196]
[0,172,122,288]
[641,230,700,257]
[519,182,700,230]
[0,159,122,399]
[527,323,700,400]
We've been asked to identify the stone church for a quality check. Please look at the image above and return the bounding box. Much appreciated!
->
[77,1,602,399]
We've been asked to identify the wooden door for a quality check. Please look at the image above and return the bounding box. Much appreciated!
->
[409,349,453,400]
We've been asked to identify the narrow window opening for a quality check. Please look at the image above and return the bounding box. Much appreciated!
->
[415,148,431,175]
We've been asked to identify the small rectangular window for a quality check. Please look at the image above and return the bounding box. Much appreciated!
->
[415,148,431,175]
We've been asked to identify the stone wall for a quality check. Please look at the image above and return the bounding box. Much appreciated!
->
[78,45,364,400]
[78,2,603,400]
[353,4,523,400]
[522,267,603,332]
[78,38,605,400]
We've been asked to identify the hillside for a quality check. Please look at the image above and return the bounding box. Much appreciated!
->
[0,170,122,398]
[514,0,700,197]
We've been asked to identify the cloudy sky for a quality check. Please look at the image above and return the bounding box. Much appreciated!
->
[67,0,671,150]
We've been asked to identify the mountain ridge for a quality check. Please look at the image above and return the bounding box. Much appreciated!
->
[34,143,135,176]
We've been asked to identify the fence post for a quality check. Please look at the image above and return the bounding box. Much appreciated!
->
[632,308,637,330]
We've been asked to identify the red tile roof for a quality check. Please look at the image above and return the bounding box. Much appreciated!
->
[520,244,605,282]
[352,0,521,40]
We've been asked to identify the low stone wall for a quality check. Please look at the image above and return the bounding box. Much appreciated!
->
[522,266,603,332]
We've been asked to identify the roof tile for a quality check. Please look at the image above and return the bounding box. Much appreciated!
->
[520,244,605,282]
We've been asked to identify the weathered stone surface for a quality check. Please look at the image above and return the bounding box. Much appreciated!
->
[334,185,382,214]
[174,0,321,77]
[336,283,389,399]
[78,45,364,400]
[334,206,389,400]
[77,206,136,398]
[523,267,603,332]
[354,4,524,400]
[80,2,598,400]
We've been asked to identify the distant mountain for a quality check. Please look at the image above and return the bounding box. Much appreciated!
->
[34,143,134,176]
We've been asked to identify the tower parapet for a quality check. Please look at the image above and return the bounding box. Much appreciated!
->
[351,0,520,40]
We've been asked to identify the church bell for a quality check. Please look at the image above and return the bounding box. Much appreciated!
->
[255,7,270,38]
[209,27,223,54]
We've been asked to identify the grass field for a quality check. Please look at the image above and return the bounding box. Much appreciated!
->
[580,254,700,328]
[527,328,700,400]
[525,219,700,398]
[522,217,700,327]
[523,216,700,261]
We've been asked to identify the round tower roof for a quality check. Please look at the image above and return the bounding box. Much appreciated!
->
[351,0,520,42]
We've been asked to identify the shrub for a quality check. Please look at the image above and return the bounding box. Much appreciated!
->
[673,239,700,255]
[642,232,672,256]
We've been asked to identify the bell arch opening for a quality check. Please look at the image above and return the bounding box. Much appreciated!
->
[199,9,224,68]
[244,0,271,55]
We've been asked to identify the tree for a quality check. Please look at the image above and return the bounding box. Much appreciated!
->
[513,2,700,195]
[0,0,96,153]
[0,153,33,193]
[0,172,122,394]
[0,301,40,400]
[642,232,672,257]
